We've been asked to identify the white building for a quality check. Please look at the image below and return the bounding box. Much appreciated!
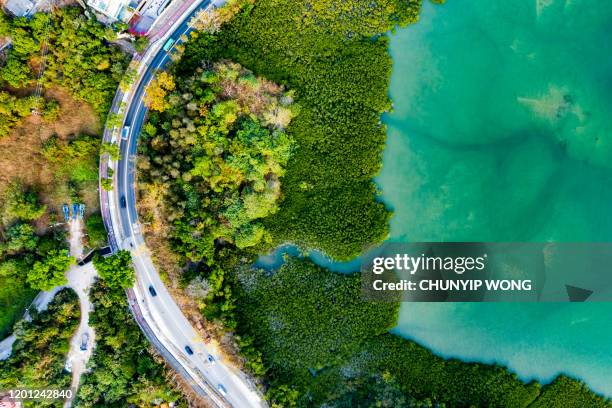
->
[86,0,139,22]
[3,0,34,17]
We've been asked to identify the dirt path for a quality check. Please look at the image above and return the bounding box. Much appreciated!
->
[63,218,98,407]
[0,218,98,406]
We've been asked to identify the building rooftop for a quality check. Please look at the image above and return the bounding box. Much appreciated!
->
[87,0,137,21]
[3,0,34,17]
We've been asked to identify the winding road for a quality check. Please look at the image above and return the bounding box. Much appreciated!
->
[100,1,265,407]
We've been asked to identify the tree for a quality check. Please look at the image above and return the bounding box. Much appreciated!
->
[93,250,135,289]
[5,222,38,253]
[134,36,149,53]
[1,7,129,119]
[0,56,31,88]
[41,99,61,122]
[100,142,121,161]
[101,177,113,191]
[119,64,138,92]
[0,288,79,395]
[2,182,46,223]
[143,72,175,112]
[27,249,73,290]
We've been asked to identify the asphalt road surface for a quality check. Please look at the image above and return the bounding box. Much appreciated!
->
[111,2,265,407]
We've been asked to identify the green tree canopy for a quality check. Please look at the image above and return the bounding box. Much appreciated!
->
[2,182,46,223]
[92,250,135,289]
[27,249,73,291]
[4,222,38,254]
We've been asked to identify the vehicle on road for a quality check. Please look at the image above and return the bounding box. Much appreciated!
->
[80,333,89,351]
[121,125,131,140]
[64,358,73,372]
[217,384,227,396]
[163,38,175,52]
[148,285,157,297]
[120,196,127,208]
[184,346,194,355]
[207,354,215,364]
[72,203,79,220]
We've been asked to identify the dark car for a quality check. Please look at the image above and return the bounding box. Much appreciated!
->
[185,346,194,355]
[207,354,215,364]
[148,285,157,297]
[80,333,89,351]
[120,196,127,208]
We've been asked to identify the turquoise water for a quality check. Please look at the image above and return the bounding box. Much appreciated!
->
[381,0,612,396]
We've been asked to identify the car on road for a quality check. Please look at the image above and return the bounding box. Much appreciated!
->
[207,354,215,364]
[120,196,127,208]
[64,358,73,372]
[121,125,131,140]
[163,38,175,52]
[217,384,227,396]
[148,285,157,297]
[184,346,194,355]
[80,333,89,351]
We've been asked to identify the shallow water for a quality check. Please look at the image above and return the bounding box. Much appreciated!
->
[381,0,612,396]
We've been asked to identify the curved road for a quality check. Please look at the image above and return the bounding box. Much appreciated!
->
[105,2,265,407]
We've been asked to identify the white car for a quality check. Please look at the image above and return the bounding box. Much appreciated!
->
[217,384,227,396]
[121,125,131,140]
[64,358,73,372]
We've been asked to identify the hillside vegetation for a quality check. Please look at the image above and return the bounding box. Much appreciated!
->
[0,288,79,408]
[0,7,127,119]
[0,184,71,338]
[177,0,422,259]
[140,61,294,261]
[0,6,122,335]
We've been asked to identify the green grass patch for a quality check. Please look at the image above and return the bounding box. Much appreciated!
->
[0,275,36,339]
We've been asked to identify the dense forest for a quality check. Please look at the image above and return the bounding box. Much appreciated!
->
[138,56,296,325]
[140,61,294,261]
[0,183,71,338]
[0,7,128,119]
[0,288,79,408]
[177,0,422,260]
[232,259,611,407]
[76,253,186,407]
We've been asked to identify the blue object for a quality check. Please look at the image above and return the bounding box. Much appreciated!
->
[62,204,70,222]
[79,203,85,219]
[72,203,79,220]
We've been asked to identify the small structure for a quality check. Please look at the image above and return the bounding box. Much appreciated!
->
[63,204,71,222]
[86,0,139,23]
[3,0,34,16]
[72,203,79,221]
